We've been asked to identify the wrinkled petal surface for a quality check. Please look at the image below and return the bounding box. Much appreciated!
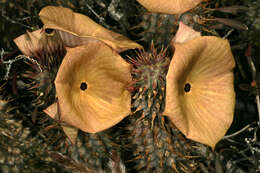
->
[165,36,235,149]
[39,6,142,52]
[137,0,203,14]
[14,29,64,56]
[55,41,132,133]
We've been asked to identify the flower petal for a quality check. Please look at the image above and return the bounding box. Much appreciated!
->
[44,102,78,144]
[43,102,58,119]
[55,41,132,133]
[39,6,142,52]
[172,22,201,44]
[137,0,203,14]
[165,36,235,149]
[14,29,64,56]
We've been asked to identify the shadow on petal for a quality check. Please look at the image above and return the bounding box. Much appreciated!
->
[39,6,142,52]
[14,29,65,57]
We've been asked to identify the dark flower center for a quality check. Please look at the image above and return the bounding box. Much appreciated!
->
[184,83,191,92]
[80,82,88,91]
[45,28,54,35]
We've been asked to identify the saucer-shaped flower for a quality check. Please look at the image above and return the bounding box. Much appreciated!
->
[46,41,132,133]
[137,0,203,14]
[165,35,235,149]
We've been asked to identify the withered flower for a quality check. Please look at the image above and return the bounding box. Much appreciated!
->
[14,29,64,57]
[136,0,203,14]
[165,22,235,149]
[14,6,141,142]
[39,6,142,52]
[46,42,132,134]
[15,5,142,55]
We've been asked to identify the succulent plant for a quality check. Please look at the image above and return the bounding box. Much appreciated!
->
[117,20,235,172]
[7,5,141,172]
[0,2,239,173]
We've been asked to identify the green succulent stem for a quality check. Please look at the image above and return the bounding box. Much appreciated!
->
[124,45,213,172]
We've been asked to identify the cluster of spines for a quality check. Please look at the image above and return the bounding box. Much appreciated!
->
[0,109,70,172]
[122,45,209,172]
[0,31,124,172]
[136,13,177,48]
[45,130,124,173]
[21,33,66,110]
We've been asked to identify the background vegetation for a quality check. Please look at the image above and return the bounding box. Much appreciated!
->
[0,0,259,172]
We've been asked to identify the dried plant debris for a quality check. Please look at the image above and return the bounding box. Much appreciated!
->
[0,0,260,172]
[0,108,125,172]
[0,111,68,172]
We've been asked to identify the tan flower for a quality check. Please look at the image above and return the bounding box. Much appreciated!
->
[14,29,64,57]
[14,6,140,142]
[14,6,142,55]
[39,6,142,52]
[136,0,203,14]
[45,41,132,134]
[165,23,236,149]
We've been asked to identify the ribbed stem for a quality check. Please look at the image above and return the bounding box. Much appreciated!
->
[124,46,212,172]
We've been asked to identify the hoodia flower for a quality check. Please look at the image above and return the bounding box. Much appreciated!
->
[15,6,142,55]
[14,6,141,143]
[45,41,132,135]
[136,0,203,14]
[39,6,141,52]
[165,22,236,149]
